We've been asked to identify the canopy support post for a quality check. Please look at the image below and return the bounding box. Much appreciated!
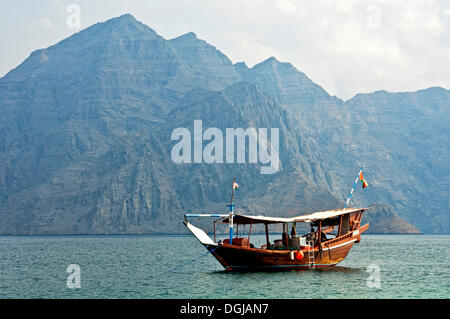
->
[337,215,343,237]
[318,220,322,244]
[248,221,253,243]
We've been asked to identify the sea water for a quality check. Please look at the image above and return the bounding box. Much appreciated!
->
[0,235,448,298]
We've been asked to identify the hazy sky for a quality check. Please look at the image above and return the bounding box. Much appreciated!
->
[1,0,449,100]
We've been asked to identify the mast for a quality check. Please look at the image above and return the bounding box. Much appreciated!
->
[343,166,364,209]
[226,177,236,245]
[231,177,235,203]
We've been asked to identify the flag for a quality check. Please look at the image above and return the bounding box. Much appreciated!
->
[233,181,239,190]
[359,171,368,189]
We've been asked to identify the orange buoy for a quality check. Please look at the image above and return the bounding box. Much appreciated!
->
[295,250,304,260]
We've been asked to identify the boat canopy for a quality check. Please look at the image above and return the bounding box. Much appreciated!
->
[220,207,365,225]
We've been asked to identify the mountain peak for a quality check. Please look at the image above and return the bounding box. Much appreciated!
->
[266,56,279,63]
[170,31,208,47]
[261,56,282,65]
[419,86,449,94]
[234,61,249,71]
[58,13,162,48]
[103,13,139,25]
[252,56,293,71]
[91,13,158,38]
[115,13,137,21]
[1,13,163,82]
[175,31,198,40]
[234,61,248,67]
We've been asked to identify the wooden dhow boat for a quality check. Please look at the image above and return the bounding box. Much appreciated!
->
[184,171,370,271]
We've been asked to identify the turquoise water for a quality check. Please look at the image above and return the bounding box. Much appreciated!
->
[0,235,448,298]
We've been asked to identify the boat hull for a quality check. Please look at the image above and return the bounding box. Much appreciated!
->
[206,232,360,271]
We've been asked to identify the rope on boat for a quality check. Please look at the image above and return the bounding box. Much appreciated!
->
[161,247,217,275]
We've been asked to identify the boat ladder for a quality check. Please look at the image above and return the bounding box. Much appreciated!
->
[306,239,315,269]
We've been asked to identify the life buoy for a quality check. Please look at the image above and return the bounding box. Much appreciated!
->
[295,250,304,260]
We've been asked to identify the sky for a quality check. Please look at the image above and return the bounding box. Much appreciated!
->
[1,0,449,100]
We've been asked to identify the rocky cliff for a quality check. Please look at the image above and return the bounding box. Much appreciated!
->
[0,14,447,234]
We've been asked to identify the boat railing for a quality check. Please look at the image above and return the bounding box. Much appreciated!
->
[321,231,353,247]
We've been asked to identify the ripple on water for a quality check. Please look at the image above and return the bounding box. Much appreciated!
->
[0,235,448,298]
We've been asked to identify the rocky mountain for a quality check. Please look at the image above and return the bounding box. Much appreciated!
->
[345,88,450,233]
[0,14,447,234]
[233,55,449,234]
[362,203,420,234]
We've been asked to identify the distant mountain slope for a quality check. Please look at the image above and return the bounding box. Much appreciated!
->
[0,14,447,234]
[234,56,449,234]
[235,57,339,113]
[170,32,241,90]
[345,87,450,233]
[363,203,421,234]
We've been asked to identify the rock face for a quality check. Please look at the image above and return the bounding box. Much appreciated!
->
[0,14,448,234]
[345,88,450,233]
[235,58,338,113]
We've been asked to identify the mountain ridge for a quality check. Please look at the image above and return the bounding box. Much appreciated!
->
[0,14,447,234]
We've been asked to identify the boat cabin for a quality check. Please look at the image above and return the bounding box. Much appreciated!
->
[212,207,366,250]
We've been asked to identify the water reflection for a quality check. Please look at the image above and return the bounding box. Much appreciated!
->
[204,265,363,275]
